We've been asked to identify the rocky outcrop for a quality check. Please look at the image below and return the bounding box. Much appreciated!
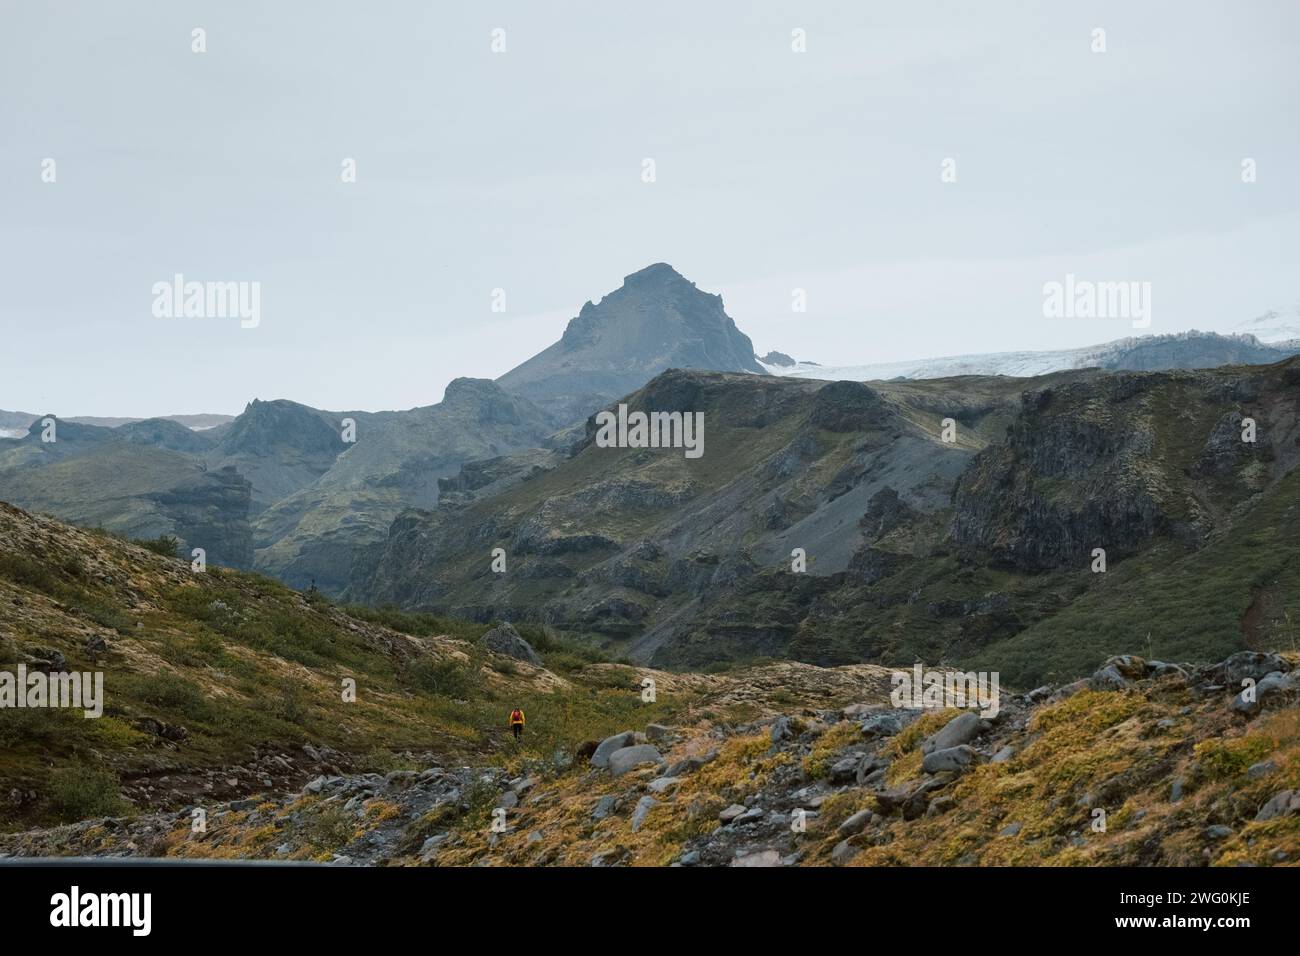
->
[497,263,766,424]
[0,649,1295,869]
[477,621,542,666]
[149,465,254,568]
[948,377,1171,571]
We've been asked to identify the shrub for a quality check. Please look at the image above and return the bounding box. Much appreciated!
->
[305,804,355,850]
[134,535,180,557]
[340,604,486,642]
[407,657,476,698]
[126,671,216,723]
[46,766,128,821]
[272,681,307,725]
[0,554,60,593]
[1193,736,1274,783]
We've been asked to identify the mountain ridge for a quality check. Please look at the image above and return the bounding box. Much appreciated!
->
[360,355,1300,685]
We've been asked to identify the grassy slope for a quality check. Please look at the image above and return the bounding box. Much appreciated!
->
[970,466,1300,686]
[0,503,701,832]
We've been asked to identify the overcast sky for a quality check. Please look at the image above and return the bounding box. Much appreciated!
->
[2,1,1297,417]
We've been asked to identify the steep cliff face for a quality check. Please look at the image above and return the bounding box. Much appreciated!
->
[361,358,1300,684]
[359,368,1014,653]
[948,371,1289,571]
[497,263,765,424]
[149,465,254,568]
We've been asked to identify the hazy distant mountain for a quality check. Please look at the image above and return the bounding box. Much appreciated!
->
[496,262,765,423]
[250,378,558,592]
[0,265,774,592]
[763,330,1300,383]
[0,420,252,567]
[7,266,1300,607]
[1232,305,1300,345]
[204,399,370,511]
[118,417,217,454]
[0,410,233,439]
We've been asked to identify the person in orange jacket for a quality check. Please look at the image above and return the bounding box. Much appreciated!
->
[509,707,525,741]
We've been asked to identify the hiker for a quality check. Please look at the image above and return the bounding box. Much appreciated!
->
[509,707,525,741]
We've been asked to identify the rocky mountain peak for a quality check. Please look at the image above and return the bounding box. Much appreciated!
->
[498,264,765,424]
[620,261,692,290]
[217,399,340,456]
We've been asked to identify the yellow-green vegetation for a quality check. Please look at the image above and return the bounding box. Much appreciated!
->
[0,503,699,831]
[815,790,872,832]
[432,730,798,869]
[803,722,861,779]
[844,684,1300,867]
[880,708,957,785]
[690,734,789,799]
[971,465,1300,688]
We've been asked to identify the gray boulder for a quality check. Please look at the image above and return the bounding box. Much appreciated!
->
[607,744,664,777]
[1230,671,1297,716]
[830,839,859,866]
[1090,655,1148,691]
[590,731,637,768]
[838,809,873,836]
[732,806,765,826]
[630,796,657,832]
[731,850,781,867]
[922,712,982,754]
[860,713,904,737]
[419,833,448,863]
[922,744,978,774]
[770,716,795,744]
[591,795,618,821]
[719,804,747,823]
[1219,651,1292,685]
[477,621,542,665]
[646,776,680,794]
[829,755,861,783]
[665,752,717,777]
[1246,761,1278,779]
[1255,789,1300,822]
[855,756,888,785]
[21,646,67,672]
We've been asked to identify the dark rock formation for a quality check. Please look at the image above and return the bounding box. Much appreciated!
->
[497,263,765,424]
[477,621,542,666]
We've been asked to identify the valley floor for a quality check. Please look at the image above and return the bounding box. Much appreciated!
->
[3,654,1297,867]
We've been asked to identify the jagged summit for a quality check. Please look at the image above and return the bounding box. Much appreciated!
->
[619,260,693,288]
[497,263,764,424]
